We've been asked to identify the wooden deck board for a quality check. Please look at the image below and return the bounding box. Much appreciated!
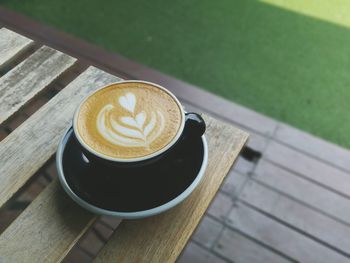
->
[214,228,291,263]
[275,123,350,173]
[0,46,76,124]
[0,181,95,262]
[240,180,350,255]
[254,160,350,225]
[264,141,350,198]
[0,27,34,70]
[228,203,349,263]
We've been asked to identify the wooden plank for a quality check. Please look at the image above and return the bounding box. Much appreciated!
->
[178,242,226,263]
[207,192,234,222]
[245,132,269,152]
[214,228,291,263]
[0,46,76,124]
[221,170,249,198]
[275,123,350,173]
[182,101,269,154]
[240,180,350,255]
[0,66,122,208]
[227,203,349,263]
[0,27,34,69]
[180,92,277,137]
[180,93,278,137]
[191,216,223,249]
[94,116,248,263]
[255,160,350,225]
[264,141,350,197]
[0,181,95,262]
[234,156,255,175]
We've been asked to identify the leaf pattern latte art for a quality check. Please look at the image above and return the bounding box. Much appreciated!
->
[96,92,165,147]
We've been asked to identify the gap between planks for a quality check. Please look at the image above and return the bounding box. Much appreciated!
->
[0,66,122,208]
[228,203,349,263]
[240,180,350,257]
[0,45,76,124]
[0,67,122,262]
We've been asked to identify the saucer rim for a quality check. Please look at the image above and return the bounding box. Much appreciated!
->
[56,126,208,219]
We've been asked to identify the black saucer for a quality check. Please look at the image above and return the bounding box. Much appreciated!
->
[58,127,206,213]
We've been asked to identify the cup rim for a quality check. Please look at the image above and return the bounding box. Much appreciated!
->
[56,127,208,219]
[72,80,186,163]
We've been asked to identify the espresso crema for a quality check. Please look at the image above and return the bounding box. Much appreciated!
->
[76,82,183,159]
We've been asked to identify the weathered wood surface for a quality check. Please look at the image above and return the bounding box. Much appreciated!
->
[214,228,291,263]
[221,170,249,198]
[182,101,268,152]
[0,181,95,262]
[178,242,226,263]
[0,27,34,70]
[0,45,76,124]
[0,67,121,208]
[264,141,350,197]
[255,160,350,225]
[0,108,247,263]
[94,116,248,263]
[240,180,350,255]
[275,123,350,173]
[228,203,349,263]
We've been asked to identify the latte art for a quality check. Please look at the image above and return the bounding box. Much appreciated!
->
[75,82,184,159]
[96,92,165,147]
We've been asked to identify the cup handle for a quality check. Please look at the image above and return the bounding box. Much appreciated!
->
[182,112,206,140]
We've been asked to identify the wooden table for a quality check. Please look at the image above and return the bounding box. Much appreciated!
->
[0,27,248,262]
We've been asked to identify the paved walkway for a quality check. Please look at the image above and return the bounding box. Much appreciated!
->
[1,8,350,262]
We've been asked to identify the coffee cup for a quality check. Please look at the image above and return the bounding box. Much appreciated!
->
[57,80,207,217]
[72,80,206,167]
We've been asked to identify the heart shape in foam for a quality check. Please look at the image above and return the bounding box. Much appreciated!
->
[120,111,146,129]
[135,112,146,128]
[119,92,136,113]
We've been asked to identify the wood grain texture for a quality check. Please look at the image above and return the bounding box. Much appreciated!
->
[264,141,350,198]
[221,170,249,198]
[178,242,227,263]
[240,180,350,255]
[0,181,95,263]
[191,216,223,249]
[228,203,349,263]
[275,123,350,173]
[255,160,350,225]
[0,67,121,208]
[0,27,34,69]
[94,116,248,263]
[214,228,291,263]
[0,45,76,124]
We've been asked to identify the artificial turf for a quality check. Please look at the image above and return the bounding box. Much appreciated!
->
[3,0,350,148]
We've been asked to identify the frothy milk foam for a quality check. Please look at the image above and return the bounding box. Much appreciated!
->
[76,82,183,159]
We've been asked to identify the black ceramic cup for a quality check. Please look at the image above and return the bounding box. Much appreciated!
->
[59,81,207,218]
[72,81,206,168]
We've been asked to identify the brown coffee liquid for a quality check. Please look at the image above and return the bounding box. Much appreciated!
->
[76,82,183,159]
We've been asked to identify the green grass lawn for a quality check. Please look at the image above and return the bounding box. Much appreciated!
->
[3,0,350,148]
